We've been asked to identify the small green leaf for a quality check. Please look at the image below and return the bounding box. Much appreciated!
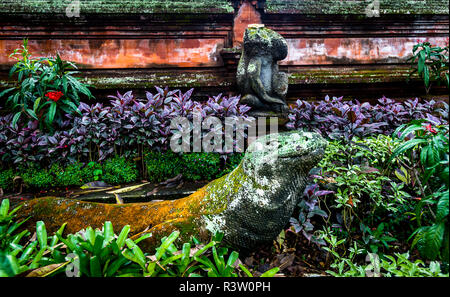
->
[260,267,280,277]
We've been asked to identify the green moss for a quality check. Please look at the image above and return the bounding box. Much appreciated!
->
[0,0,234,14]
[203,163,246,213]
[81,72,233,89]
[287,67,415,84]
[264,0,449,15]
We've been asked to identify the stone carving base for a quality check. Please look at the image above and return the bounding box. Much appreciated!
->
[247,110,289,128]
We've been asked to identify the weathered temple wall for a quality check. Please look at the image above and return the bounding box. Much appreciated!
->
[0,0,448,102]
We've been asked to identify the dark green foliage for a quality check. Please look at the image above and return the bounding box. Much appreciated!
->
[0,39,93,130]
[50,163,84,187]
[102,156,138,185]
[20,167,54,189]
[145,151,242,183]
[408,42,449,93]
[223,153,244,174]
[145,151,183,183]
[390,120,449,261]
[0,169,14,191]
[82,162,103,182]
[0,152,243,191]
[182,153,221,181]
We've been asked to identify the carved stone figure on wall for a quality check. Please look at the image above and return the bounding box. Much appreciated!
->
[237,24,289,114]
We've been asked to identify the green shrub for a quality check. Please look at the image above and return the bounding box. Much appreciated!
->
[103,156,138,185]
[0,39,93,130]
[50,163,85,187]
[81,161,103,182]
[145,151,183,183]
[390,120,449,261]
[182,153,221,181]
[20,167,54,189]
[0,169,14,191]
[407,42,449,93]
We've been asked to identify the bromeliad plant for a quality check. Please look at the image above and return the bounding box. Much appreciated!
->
[0,202,278,278]
[0,39,93,130]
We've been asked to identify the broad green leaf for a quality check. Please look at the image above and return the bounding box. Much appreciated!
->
[11,112,21,128]
[389,138,428,162]
[47,101,57,124]
[90,256,102,277]
[226,251,239,268]
[125,239,146,268]
[19,241,38,263]
[134,233,153,244]
[0,87,15,99]
[26,108,38,120]
[424,66,430,87]
[155,230,180,261]
[160,254,183,266]
[436,192,449,221]
[103,221,114,243]
[0,254,20,277]
[0,199,9,217]
[116,225,130,250]
[193,241,215,258]
[106,256,128,277]
[423,222,445,260]
[36,221,47,250]
[30,249,46,269]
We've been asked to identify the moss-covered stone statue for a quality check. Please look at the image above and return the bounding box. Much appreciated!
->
[237,25,289,113]
[17,131,327,252]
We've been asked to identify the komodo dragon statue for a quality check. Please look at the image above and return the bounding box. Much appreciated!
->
[16,131,327,251]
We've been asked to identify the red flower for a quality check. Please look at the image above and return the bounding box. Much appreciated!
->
[425,124,437,134]
[45,91,64,102]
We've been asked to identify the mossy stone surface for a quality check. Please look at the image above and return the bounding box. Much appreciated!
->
[264,0,449,14]
[0,0,235,14]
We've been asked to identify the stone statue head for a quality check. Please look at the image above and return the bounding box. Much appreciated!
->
[243,26,288,61]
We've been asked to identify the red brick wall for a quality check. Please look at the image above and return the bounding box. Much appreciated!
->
[0,0,448,101]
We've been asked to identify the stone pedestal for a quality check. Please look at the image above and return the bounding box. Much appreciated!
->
[247,110,289,132]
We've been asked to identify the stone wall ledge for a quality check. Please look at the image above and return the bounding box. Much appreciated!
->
[1,0,448,15]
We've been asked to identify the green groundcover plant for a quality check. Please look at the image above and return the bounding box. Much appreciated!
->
[0,152,244,192]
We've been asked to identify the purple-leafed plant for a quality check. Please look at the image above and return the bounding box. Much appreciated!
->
[287,96,449,142]
[0,87,252,169]
[289,184,333,246]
